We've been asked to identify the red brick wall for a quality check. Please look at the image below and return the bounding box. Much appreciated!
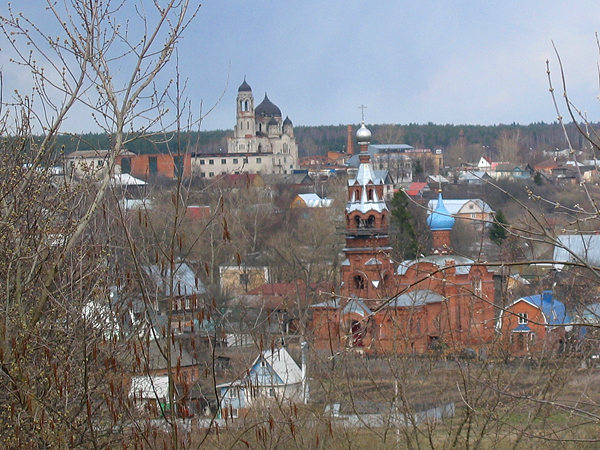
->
[117,153,191,179]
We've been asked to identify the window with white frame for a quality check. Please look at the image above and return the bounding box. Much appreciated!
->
[517,312,528,324]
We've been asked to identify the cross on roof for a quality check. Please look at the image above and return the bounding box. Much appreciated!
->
[358,104,367,122]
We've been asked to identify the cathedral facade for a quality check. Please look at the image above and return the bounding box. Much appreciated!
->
[311,123,496,354]
[192,79,299,178]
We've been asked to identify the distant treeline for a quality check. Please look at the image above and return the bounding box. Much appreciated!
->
[54,122,596,161]
[294,122,595,158]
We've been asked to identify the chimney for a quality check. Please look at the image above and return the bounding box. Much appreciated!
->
[347,125,354,155]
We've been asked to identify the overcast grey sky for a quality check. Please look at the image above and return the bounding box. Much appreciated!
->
[3,1,600,131]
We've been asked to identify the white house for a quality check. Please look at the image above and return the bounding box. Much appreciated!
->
[217,346,306,418]
[426,198,494,228]
[129,375,170,413]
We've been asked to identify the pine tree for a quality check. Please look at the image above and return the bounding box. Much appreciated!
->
[390,191,419,259]
[489,209,508,245]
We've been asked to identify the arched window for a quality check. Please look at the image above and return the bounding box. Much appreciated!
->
[353,275,365,290]
[472,276,482,295]
[366,215,375,228]
[351,320,363,347]
[382,273,390,287]
[354,216,361,229]
[368,189,373,201]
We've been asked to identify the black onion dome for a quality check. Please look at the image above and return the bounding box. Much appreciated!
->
[255,93,282,117]
[283,116,292,126]
[238,78,252,92]
[268,117,278,126]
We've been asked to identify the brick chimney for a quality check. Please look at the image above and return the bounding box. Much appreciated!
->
[347,125,354,155]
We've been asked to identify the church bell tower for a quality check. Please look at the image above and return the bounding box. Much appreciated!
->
[341,122,395,304]
[235,78,255,138]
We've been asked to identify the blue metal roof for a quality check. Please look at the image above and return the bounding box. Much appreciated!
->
[426,192,455,231]
[519,290,571,325]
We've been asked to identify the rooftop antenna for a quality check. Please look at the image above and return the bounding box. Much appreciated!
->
[358,104,367,122]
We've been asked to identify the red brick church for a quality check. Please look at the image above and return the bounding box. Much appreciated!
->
[310,123,495,354]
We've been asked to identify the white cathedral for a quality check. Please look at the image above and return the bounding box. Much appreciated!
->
[192,79,299,178]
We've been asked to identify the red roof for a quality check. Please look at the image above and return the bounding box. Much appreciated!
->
[216,173,261,188]
[246,281,333,303]
[406,182,428,197]
[534,159,559,171]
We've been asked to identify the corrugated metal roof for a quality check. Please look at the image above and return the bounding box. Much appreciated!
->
[397,255,475,275]
[297,193,333,207]
[553,234,600,271]
[112,173,146,186]
[426,198,493,216]
[388,289,444,307]
[145,262,205,297]
[518,291,570,325]
[341,298,372,317]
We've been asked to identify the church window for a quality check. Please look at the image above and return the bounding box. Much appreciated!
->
[351,321,364,347]
[368,189,373,201]
[366,215,375,228]
[472,278,482,295]
[354,216,361,229]
[353,275,365,290]
[258,144,263,153]
[283,143,288,153]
